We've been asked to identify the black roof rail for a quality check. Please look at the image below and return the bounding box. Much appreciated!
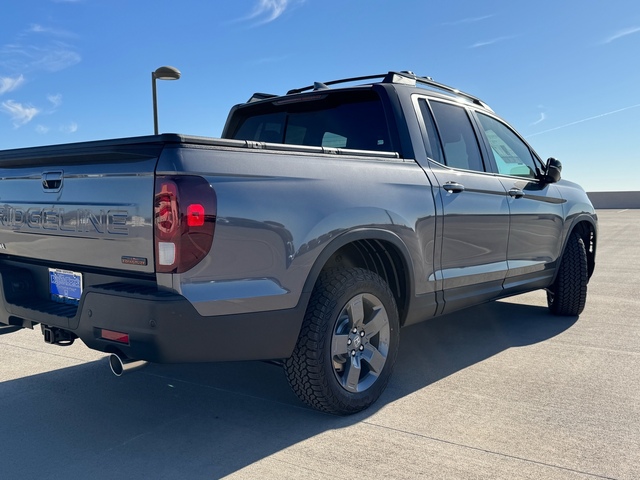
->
[286,74,388,95]
[285,70,492,111]
[393,71,493,111]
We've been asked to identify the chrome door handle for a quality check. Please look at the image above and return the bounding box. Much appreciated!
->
[508,188,525,199]
[443,182,465,194]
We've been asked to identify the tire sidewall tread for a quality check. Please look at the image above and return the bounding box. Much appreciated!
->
[548,231,588,316]
[284,267,399,415]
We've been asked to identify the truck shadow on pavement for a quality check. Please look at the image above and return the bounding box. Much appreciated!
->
[387,299,577,400]
[0,299,576,479]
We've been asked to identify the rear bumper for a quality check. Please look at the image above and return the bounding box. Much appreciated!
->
[0,267,304,363]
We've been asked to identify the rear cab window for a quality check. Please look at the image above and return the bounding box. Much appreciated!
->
[226,90,394,152]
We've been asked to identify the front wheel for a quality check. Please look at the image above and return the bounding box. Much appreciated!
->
[284,268,400,415]
[547,231,588,316]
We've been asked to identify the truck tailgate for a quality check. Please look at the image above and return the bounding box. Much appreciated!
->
[0,139,162,274]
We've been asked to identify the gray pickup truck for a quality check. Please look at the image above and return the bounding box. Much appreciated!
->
[0,71,597,414]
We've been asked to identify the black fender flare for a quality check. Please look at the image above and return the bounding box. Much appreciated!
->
[300,228,416,320]
[555,213,598,282]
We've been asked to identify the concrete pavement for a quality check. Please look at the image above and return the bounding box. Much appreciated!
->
[1,209,638,479]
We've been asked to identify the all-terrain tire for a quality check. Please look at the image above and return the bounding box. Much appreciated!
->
[547,231,588,316]
[284,268,400,415]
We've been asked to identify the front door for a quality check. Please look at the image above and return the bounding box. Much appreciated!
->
[474,112,565,291]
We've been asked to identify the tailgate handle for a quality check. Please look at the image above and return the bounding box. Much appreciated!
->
[42,171,63,192]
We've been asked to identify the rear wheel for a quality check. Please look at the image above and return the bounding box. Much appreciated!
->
[547,231,588,316]
[284,268,399,415]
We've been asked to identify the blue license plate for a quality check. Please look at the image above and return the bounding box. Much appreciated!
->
[49,268,83,304]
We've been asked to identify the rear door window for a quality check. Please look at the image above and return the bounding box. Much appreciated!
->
[428,101,486,172]
[417,98,444,164]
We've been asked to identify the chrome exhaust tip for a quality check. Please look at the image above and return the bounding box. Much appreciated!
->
[108,353,148,377]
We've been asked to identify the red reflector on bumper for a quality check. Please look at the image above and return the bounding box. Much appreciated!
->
[101,329,130,344]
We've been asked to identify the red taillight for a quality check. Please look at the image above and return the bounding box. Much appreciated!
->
[154,176,216,273]
[187,203,205,227]
[156,183,179,237]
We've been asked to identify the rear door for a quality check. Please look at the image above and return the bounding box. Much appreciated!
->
[416,98,510,313]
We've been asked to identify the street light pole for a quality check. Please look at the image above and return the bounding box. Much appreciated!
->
[152,66,181,135]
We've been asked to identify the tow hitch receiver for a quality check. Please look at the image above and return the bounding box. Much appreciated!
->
[41,325,76,346]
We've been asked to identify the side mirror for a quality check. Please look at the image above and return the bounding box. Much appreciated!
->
[542,157,562,184]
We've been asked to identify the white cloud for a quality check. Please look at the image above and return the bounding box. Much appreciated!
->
[28,24,77,38]
[1,23,81,73]
[470,36,514,48]
[1,100,40,127]
[29,43,81,72]
[527,103,640,138]
[444,15,495,26]
[531,112,546,126]
[36,124,50,134]
[0,75,25,95]
[602,26,640,44]
[242,0,304,25]
[48,93,63,108]
[60,121,78,133]
[251,0,288,23]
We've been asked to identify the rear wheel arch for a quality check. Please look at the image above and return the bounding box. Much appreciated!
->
[301,230,414,326]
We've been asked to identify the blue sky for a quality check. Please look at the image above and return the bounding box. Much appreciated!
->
[1,0,639,192]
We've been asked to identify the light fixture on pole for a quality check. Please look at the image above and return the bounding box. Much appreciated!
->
[152,66,181,135]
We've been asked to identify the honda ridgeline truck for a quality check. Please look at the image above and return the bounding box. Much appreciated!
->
[0,71,597,414]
